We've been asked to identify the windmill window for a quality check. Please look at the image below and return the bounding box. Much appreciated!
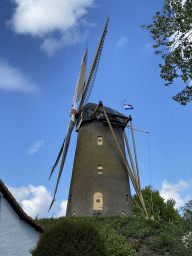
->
[97,136,103,145]
[69,194,72,204]
[126,194,128,204]
[97,165,103,174]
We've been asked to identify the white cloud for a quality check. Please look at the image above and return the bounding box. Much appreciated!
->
[56,200,68,218]
[6,183,67,219]
[7,185,31,202]
[6,0,95,56]
[184,194,192,203]
[40,28,89,57]
[79,18,97,27]
[117,37,126,45]
[160,179,192,210]
[0,59,39,93]
[27,140,44,155]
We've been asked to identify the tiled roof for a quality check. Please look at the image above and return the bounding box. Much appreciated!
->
[0,179,47,233]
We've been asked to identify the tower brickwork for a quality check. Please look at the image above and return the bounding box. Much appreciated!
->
[66,103,133,217]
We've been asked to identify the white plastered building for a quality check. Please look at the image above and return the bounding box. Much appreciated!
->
[0,179,46,256]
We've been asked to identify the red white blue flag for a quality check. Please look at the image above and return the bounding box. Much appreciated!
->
[124,104,134,110]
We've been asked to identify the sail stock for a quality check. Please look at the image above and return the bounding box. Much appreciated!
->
[48,16,110,212]
[48,138,65,181]
[48,118,76,212]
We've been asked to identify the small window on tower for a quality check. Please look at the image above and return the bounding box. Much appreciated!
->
[97,136,103,145]
[97,165,103,174]
[121,211,125,217]
[69,194,72,204]
[72,211,76,216]
[126,194,129,204]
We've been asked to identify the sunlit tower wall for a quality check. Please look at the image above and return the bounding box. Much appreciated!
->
[66,103,133,217]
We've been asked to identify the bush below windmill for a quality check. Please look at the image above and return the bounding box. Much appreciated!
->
[29,216,138,256]
[31,214,192,256]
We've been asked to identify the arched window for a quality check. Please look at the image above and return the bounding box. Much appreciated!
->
[69,194,72,204]
[121,211,125,217]
[126,194,128,204]
[72,211,76,216]
[97,165,103,174]
[93,192,103,210]
[97,136,103,145]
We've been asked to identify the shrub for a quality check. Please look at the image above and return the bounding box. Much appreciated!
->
[152,232,175,250]
[131,244,139,252]
[145,218,161,229]
[29,218,108,256]
[30,217,138,256]
[98,224,138,256]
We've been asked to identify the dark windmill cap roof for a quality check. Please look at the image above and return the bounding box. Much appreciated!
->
[80,102,130,125]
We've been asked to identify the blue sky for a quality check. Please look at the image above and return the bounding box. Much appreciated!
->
[1,0,192,220]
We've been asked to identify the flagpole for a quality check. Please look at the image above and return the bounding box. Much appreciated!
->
[120,100,126,114]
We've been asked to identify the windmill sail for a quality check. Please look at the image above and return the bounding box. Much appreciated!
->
[49,119,76,211]
[48,138,65,181]
[77,48,88,98]
[48,16,110,212]
[78,15,109,110]
[72,47,88,109]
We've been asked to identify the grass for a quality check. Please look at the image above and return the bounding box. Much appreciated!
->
[33,214,192,256]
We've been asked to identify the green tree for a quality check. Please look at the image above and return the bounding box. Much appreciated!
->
[132,185,183,227]
[179,199,192,222]
[141,0,192,105]
[162,198,183,226]
[178,200,192,232]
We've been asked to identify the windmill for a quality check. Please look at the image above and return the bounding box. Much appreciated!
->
[48,16,148,218]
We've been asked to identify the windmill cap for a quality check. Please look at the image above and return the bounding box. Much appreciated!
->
[77,102,130,127]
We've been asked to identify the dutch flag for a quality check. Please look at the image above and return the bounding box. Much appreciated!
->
[124,104,134,110]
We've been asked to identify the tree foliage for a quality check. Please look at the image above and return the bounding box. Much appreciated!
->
[141,0,192,105]
[132,185,183,227]
[179,200,192,232]
[180,199,192,221]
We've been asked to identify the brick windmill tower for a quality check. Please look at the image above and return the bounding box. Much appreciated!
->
[48,16,148,218]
